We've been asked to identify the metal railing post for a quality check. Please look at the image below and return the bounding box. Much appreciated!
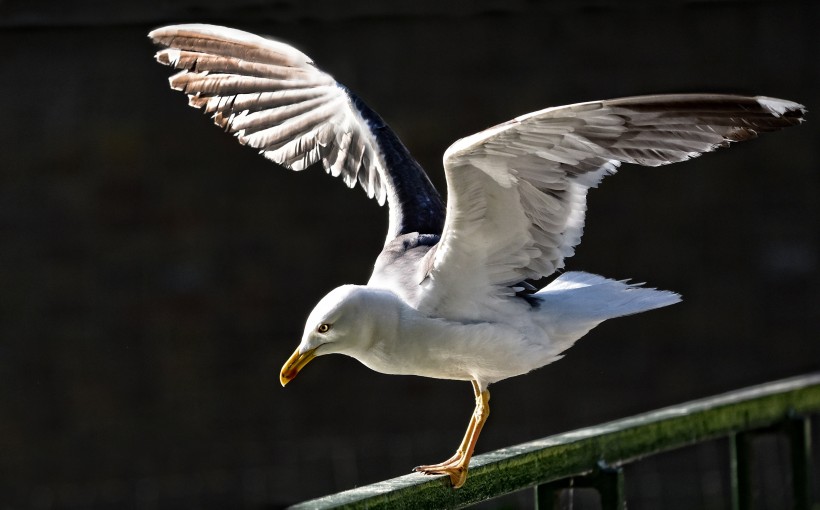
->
[730,431,753,510]
[533,479,565,510]
[594,464,625,510]
[534,462,625,510]
[783,415,813,510]
[731,415,815,510]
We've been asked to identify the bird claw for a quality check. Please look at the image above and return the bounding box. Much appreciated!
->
[413,451,462,472]
[413,464,469,488]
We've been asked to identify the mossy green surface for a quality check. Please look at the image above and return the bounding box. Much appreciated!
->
[291,373,820,509]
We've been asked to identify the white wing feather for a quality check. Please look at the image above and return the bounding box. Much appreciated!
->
[150,24,389,204]
[418,95,805,319]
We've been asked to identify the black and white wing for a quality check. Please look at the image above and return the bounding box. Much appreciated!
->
[149,24,445,241]
[417,94,805,318]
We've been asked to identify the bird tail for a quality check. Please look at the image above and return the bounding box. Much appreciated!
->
[532,271,680,354]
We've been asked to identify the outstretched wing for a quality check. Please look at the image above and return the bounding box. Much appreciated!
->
[149,24,445,241]
[417,94,805,318]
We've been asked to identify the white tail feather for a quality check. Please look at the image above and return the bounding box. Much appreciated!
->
[534,271,680,354]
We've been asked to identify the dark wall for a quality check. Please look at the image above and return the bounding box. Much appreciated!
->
[1,2,818,508]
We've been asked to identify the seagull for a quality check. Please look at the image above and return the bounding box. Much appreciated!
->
[149,24,806,488]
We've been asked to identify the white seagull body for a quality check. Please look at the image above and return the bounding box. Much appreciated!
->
[150,24,806,488]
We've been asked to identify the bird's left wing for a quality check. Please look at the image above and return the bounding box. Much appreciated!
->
[149,24,445,241]
[416,94,805,319]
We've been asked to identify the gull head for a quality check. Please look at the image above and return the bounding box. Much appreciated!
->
[279,285,397,386]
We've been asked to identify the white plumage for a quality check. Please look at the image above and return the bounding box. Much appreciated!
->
[150,23,806,488]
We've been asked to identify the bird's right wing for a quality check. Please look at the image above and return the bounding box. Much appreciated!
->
[416,95,805,319]
[150,24,445,240]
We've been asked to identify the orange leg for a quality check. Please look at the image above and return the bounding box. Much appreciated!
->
[414,380,490,488]
[413,381,481,470]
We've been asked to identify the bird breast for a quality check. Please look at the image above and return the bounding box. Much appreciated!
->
[354,307,552,386]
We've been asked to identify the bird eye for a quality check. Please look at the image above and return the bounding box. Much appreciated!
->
[317,323,331,334]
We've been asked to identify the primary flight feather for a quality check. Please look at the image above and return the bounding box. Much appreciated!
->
[150,23,805,488]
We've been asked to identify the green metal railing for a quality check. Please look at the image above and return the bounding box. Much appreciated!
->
[290,373,819,509]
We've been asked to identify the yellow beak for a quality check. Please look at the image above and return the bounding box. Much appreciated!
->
[280,347,317,387]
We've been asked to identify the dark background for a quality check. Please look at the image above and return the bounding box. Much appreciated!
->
[1,1,818,508]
